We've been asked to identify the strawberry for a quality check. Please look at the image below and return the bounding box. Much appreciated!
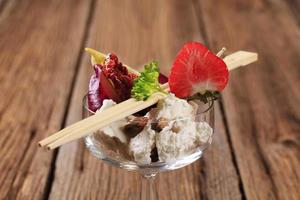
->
[168,42,229,98]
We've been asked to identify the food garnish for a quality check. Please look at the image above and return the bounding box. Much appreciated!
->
[131,61,166,100]
[88,65,108,112]
[168,42,229,99]
[85,48,106,65]
[88,53,137,105]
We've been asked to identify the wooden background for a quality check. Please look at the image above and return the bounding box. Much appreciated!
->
[0,0,299,199]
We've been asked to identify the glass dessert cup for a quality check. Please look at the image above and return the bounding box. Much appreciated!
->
[83,95,214,199]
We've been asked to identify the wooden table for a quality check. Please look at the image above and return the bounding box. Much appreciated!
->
[1,0,299,199]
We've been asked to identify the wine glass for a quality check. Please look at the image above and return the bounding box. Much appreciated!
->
[82,95,214,199]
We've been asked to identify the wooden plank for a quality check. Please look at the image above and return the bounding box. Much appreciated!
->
[0,0,92,199]
[285,0,300,26]
[49,0,242,199]
[198,0,300,199]
[197,102,243,200]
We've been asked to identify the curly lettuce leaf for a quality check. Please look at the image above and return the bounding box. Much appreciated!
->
[131,61,166,100]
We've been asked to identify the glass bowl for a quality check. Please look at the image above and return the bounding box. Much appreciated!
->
[83,94,214,178]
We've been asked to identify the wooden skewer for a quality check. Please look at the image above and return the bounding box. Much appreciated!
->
[38,98,137,146]
[216,47,226,57]
[224,51,258,71]
[39,50,257,149]
[47,93,167,149]
[39,84,169,147]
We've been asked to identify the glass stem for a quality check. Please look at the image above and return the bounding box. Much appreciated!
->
[140,173,158,200]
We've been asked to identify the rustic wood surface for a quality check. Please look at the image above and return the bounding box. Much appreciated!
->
[0,0,299,199]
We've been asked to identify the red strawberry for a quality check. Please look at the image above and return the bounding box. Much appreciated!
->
[169,42,229,98]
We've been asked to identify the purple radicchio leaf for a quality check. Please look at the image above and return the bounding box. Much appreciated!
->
[87,65,108,112]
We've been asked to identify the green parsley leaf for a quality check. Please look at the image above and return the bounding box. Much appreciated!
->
[131,61,166,100]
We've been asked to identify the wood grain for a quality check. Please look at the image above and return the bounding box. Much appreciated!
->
[1,0,299,199]
[0,0,92,199]
[199,0,300,199]
[48,0,241,199]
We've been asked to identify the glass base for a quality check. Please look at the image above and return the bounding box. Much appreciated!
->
[141,174,158,200]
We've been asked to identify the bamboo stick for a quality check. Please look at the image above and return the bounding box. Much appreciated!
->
[216,47,227,57]
[47,93,167,149]
[39,98,137,146]
[223,51,258,71]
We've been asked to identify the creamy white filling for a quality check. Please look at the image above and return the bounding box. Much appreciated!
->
[156,120,213,162]
[156,93,194,120]
[195,121,213,144]
[129,125,156,164]
[154,94,213,162]
[96,99,127,143]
